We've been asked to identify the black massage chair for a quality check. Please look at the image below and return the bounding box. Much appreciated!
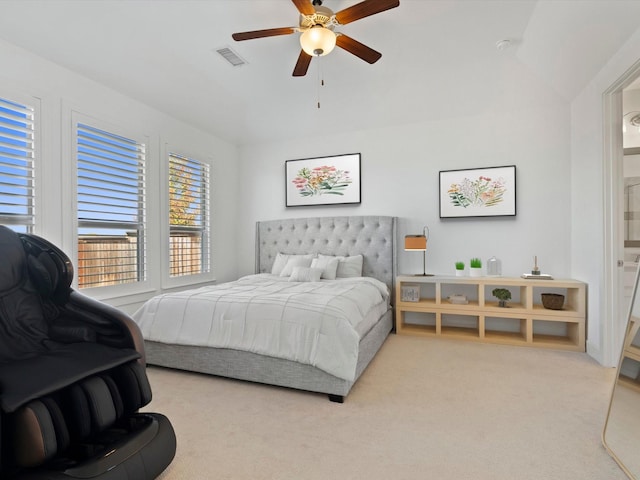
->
[0,225,176,479]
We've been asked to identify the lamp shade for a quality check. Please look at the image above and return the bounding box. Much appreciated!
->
[404,235,427,251]
[300,26,336,57]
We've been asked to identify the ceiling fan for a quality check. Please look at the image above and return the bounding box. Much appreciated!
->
[231,0,400,77]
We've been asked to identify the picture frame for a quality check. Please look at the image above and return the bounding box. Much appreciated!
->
[285,153,361,207]
[401,285,421,302]
[439,165,516,218]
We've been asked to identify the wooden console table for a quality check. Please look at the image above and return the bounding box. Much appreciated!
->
[395,275,586,352]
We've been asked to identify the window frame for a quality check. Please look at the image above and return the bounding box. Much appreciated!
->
[0,91,41,234]
[71,111,153,298]
[168,151,211,278]
[161,142,215,289]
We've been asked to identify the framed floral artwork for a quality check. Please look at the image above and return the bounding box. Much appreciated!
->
[285,153,361,207]
[439,165,516,218]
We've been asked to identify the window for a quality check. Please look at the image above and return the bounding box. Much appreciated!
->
[0,96,36,233]
[76,123,146,288]
[169,152,210,277]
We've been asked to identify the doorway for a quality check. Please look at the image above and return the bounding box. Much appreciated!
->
[621,90,640,312]
[605,68,640,366]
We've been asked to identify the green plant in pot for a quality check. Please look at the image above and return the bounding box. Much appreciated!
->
[492,288,512,307]
[455,261,465,276]
[469,258,482,276]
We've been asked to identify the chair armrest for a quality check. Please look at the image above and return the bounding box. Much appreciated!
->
[66,291,146,367]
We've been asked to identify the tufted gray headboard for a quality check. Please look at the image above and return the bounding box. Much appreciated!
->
[255,216,397,296]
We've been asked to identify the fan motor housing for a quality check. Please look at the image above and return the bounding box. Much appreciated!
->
[300,5,335,29]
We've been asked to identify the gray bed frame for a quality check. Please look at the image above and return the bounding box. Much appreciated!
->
[144,215,397,402]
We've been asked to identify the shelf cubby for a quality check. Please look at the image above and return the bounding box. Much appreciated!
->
[484,316,528,344]
[441,313,480,339]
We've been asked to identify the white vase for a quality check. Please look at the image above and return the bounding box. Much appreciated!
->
[455,270,465,276]
[469,267,482,277]
[487,256,502,276]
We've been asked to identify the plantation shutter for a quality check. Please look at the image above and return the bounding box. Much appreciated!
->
[169,153,210,277]
[76,123,146,288]
[0,96,35,232]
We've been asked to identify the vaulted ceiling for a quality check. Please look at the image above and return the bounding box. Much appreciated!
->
[0,0,639,146]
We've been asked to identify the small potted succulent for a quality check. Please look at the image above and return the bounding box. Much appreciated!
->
[469,258,482,277]
[455,261,465,276]
[492,288,512,307]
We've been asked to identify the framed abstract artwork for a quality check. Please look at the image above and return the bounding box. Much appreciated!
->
[439,165,516,218]
[400,284,421,302]
[285,153,361,207]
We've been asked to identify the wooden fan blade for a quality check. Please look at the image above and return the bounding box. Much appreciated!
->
[335,0,399,25]
[292,0,315,16]
[336,34,382,64]
[232,27,295,41]
[293,50,313,77]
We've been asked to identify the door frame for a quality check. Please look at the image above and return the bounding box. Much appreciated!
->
[603,62,640,366]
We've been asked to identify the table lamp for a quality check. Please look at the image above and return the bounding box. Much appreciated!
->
[404,226,432,276]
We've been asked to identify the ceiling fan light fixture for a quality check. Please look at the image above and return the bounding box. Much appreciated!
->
[300,25,336,57]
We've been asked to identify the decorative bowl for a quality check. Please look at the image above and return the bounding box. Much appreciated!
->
[541,293,565,310]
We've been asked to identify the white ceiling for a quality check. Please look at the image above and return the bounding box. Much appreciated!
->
[0,0,639,146]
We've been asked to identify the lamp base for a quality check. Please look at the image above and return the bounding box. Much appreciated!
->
[413,273,435,277]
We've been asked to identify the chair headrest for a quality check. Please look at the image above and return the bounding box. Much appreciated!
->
[0,225,28,293]
[19,232,74,302]
[0,226,74,302]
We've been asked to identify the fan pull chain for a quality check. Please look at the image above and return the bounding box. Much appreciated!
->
[318,78,325,109]
[317,56,324,109]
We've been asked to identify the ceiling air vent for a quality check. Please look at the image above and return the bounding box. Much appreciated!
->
[215,47,247,67]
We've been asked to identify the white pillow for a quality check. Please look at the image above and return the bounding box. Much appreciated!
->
[336,255,364,278]
[271,253,313,275]
[311,255,340,280]
[271,253,289,275]
[289,266,323,282]
[280,256,313,277]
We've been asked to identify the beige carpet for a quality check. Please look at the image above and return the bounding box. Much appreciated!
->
[143,335,627,480]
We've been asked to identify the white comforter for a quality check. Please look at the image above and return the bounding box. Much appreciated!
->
[132,274,390,381]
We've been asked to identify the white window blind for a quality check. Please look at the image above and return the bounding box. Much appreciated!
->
[0,96,35,232]
[169,152,210,277]
[76,123,146,288]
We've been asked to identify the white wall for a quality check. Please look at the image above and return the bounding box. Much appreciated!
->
[0,38,241,311]
[238,101,572,283]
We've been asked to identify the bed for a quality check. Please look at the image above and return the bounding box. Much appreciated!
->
[133,215,396,402]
